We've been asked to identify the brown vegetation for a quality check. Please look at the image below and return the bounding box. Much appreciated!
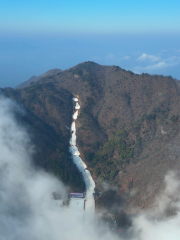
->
[2,61,180,213]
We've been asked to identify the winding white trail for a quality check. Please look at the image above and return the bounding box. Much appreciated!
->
[69,98,95,212]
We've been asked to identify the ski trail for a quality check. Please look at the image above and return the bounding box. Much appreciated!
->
[69,97,95,212]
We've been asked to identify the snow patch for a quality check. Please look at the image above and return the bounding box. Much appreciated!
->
[73,111,78,120]
[72,97,78,102]
[161,126,167,135]
[75,102,80,110]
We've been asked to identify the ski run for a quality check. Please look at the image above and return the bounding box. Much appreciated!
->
[69,97,95,212]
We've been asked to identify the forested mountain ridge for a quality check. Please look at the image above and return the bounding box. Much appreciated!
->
[2,61,180,212]
[16,68,62,89]
[2,84,85,192]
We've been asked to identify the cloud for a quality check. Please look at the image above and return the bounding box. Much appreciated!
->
[105,53,115,61]
[0,94,118,240]
[134,53,180,74]
[144,61,173,70]
[131,171,180,240]
[137,53,160,62]
[123,56,130,60]
[133,61,179,73]
[165,56,180,63]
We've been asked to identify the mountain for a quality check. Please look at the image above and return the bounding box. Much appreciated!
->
[2,84,85,192]
[2,61,180,214]
[16,68,62,89]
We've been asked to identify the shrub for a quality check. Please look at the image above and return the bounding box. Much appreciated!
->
[110,169,118,178]
[170,115,179,122]
[141,113,156,121]
[113,118,118,125]
[93,167,100,177]
[73,68,83,76]
[84,151,94,162]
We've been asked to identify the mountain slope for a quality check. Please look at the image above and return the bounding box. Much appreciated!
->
[2,85,85,192]
[2,61,180,211]
[16,68,62,89]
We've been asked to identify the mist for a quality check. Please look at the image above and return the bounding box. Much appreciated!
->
[0,94,118,240]
[1,93,180,239]
[130,171,180,240]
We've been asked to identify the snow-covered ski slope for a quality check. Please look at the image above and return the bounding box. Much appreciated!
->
[69,198,84,211]
[69,98,95,211]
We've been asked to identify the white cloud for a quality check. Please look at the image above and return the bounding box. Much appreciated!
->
[165,56,180,63]
[105,53,115,61]
[144,61,172,70]
[134,52,180,74]
[133,60,179,73]
[132,172,180,240]
[123,56,130,60]
[137,53,160,62]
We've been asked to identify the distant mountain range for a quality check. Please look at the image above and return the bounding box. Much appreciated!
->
[2,61,180,222]
[16,68,62,88]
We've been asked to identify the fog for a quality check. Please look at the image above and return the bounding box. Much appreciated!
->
[131,171,180,240]
[0,94,117,240]
[1,93,180,240]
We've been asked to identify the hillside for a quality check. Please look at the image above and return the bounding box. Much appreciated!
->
[2,61,180,214]
[16,68,62,89]
[2,85,85,192]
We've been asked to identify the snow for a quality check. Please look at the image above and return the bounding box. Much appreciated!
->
[72,97,78,102]
[69,198,84,210]
[75,102,80,110]
[69,98,95,212]
[161,126,167,135]
[73,111,78,120]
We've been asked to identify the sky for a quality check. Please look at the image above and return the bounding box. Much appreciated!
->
[0,0,180,87]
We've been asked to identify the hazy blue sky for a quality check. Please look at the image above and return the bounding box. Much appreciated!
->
[0,0,180,87]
